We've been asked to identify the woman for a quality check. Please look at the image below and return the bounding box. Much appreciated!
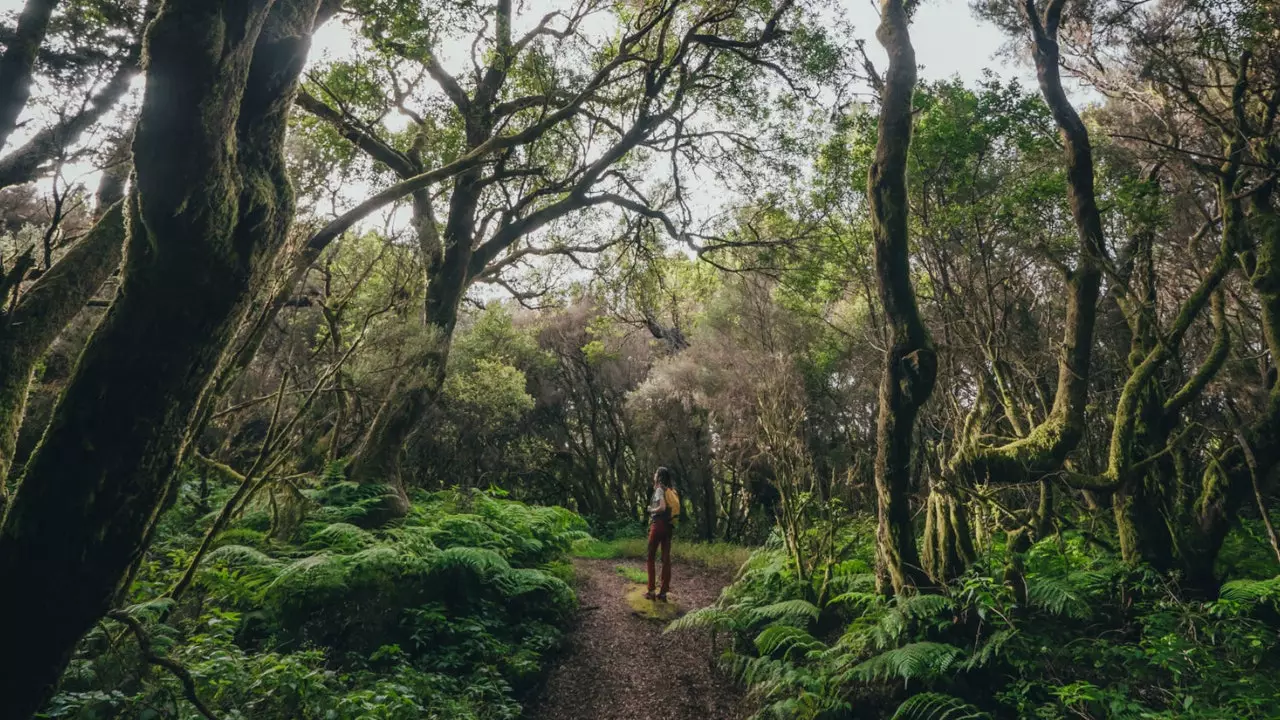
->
[646,467,675,601]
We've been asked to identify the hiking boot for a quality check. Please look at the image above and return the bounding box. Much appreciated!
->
[644,591,656,600]
[657,593,668,602]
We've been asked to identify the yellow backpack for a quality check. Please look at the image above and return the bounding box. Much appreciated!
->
[664,488,681,523]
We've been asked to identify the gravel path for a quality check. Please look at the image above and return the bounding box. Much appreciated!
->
[526,557,750,720]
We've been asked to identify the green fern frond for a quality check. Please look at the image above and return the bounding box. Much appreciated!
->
[432,546,511,576]
[263,553,345,597]
[850,642,965,684]
[494,567,570,600]
[304,522,375,553]
[205,544,279,568]
[828,591,881,610]
[891,692,991,719]
[754,625,825,660]
[749,599,821,624]
[665,606,736,634]
[1220,576,1280,605]
[1027,574,1090,619]
[119,597,177,622]
[961,629,1017,670]
[895,593,955,620]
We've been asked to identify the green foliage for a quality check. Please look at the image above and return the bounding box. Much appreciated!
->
[891,693,991,720]
[49,488,588,719]
[573,536,753,572]
[669,528,1280,720]
[1219,575,1280,606]
[615,564,648,583]
[850,643,965,684]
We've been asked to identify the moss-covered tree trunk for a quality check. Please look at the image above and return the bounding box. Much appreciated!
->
[945,0,1106,497]
[921,485,975,583]
[0,147,131,504]
[868,0,933,595]
[1108,77,1246,569]
[1184,180,1280,589]
[0,1,331,714]
[692,406,716,540]
[0,203,125,499]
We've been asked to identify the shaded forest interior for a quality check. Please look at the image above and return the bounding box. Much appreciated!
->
[0,0,1279,717]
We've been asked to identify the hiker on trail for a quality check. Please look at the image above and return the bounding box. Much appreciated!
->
[646,466,680,601]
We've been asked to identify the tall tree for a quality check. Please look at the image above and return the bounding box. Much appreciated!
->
[289,0,804,513]
[0,0,336,714]
[867,0,934,594]
[947,0,1108,524]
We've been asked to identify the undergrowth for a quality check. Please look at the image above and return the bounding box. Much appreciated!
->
[668,520,1280,720]
[616,565,649,584]
[45,473,589,720]
[574,536,752,572]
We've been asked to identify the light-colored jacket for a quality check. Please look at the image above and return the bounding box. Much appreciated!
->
[648,486,668,521]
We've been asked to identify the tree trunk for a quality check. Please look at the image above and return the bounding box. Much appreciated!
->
[0,0,58,153]
[921,485,975,583]
[0,144,132,502]
[344,166,481,512]
[0,2,330,715]
[868,0,933,595]
[694,408,716,540]
[1184,187,1280,588]
[945,0,1107,494]
[1111,98,1246,569]
[0,203,125,499]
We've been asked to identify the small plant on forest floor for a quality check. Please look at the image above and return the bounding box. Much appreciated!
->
[616,565,648,583]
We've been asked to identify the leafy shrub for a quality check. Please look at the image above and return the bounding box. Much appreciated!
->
[671,525,1280,720]
[48,487,588,720]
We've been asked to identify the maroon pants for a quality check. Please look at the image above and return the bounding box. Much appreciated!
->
[647,517,672,594]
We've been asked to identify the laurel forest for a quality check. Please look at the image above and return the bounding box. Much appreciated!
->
[0,0,1277,718]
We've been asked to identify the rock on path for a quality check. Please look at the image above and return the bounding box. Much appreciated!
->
[526,557,750,720]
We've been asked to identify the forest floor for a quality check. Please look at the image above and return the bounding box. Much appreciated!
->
[526,557,750,720]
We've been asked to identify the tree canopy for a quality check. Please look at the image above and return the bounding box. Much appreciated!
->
[1,0,1279,717]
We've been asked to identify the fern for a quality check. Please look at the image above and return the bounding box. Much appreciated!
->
[863,594,957,650]
[263,553,345,599]
[827,590,881,611]
[754,625,826,660]
[896,594,956,621]
[1220,575,1280,606]
[665,606,737,634]
[960,628,1017,670]
[118,597,177,622]
[304,522,375,552]
[849,642,965,684]
[205,544,280,568]
[1026,574,1091,619]
[748,599,821,624]
[432,546,511,576]
[891,692,991,719]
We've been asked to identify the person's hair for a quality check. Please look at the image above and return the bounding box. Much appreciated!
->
[654,466,673,488]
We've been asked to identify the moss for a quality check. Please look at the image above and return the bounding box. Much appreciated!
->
[0,203,125,492]
[625,584,682,622]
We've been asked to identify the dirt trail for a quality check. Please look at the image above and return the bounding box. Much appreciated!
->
[526,557,750,720]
